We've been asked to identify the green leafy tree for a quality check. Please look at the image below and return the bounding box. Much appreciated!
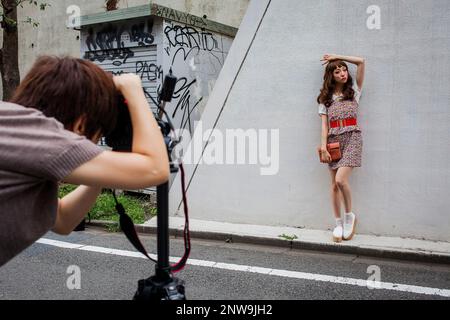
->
[0,0,50,100]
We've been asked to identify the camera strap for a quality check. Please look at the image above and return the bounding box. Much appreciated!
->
[110,161,191,272]
[111,191,157,263]
[170,163,190,273]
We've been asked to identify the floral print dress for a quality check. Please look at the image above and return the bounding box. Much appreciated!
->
[318,84,363,170]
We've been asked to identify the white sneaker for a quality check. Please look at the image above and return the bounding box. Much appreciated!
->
[343,213,357,240]
[332,225,343,243]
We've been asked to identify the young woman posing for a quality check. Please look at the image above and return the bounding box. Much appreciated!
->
[317,54,366,243]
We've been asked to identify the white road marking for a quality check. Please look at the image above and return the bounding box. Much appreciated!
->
[37,238,450,298]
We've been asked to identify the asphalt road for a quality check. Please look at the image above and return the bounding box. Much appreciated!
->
[1,227,449,300]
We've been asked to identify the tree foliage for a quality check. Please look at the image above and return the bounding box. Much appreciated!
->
[0,0,50,100]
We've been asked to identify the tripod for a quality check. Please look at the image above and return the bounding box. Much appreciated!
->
[133,159,186,300]
[133,72,188,300]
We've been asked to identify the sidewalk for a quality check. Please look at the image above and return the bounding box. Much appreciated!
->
[91,217,450,264]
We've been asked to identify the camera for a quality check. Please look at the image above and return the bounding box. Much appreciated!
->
[104,94,133,152]
[104,94,177,156]
[105,71,178,153]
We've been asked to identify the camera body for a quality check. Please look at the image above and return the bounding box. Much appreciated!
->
[104,94,173,152]
[105,72,178,154]
[104,94,133,152]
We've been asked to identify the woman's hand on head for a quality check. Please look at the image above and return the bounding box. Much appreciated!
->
[320,54,338,66]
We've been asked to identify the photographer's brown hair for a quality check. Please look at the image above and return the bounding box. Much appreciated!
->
[10,56,118,140]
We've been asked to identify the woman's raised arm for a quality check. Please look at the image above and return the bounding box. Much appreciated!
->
[321,54,366,89]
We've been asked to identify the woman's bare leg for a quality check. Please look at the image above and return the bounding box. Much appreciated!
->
[336,167,357,240]
[335,167,353,213]
[329,168,342,219]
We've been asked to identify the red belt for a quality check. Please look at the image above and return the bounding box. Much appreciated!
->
[330,118,357,128]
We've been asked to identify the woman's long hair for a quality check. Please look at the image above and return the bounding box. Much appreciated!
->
[317,60,355,108]
[10,56,118,140]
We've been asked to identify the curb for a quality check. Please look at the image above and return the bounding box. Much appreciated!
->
[88,220,450,265]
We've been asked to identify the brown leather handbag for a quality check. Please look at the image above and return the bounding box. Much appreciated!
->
[317,142,342,163]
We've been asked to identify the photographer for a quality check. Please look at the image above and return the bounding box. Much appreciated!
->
[0,56,169,267]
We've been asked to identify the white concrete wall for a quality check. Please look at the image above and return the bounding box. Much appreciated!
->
[0,0,249,99]
[170,0,450,242]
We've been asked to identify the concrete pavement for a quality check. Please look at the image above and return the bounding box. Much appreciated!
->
[1,230,449,300]
[89,217,450,265]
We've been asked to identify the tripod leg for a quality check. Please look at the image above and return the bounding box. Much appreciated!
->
[133,181,186,300]
[156,182,170,275]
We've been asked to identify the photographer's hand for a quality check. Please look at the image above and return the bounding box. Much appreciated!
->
[113,73,142,95]
[113,74,168,159]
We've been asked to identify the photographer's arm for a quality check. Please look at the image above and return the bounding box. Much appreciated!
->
[52,186,102,235]
[63,75,170,190]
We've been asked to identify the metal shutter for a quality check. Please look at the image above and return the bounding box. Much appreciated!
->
[88,45,159,112]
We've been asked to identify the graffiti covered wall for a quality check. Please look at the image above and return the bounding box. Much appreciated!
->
[80,16,233,135]
[5,0,249,101]
[81,18,163,112]
[162,20,233,134]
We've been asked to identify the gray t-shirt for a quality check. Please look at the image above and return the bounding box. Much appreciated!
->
[0,101,105,266]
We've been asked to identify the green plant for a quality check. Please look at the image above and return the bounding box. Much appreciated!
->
[58,183,77,197]
[106,222,121,233]
[279,234,298,241]
[58,184,156,230]
[149,207,157,217]
[90,192,146,224]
